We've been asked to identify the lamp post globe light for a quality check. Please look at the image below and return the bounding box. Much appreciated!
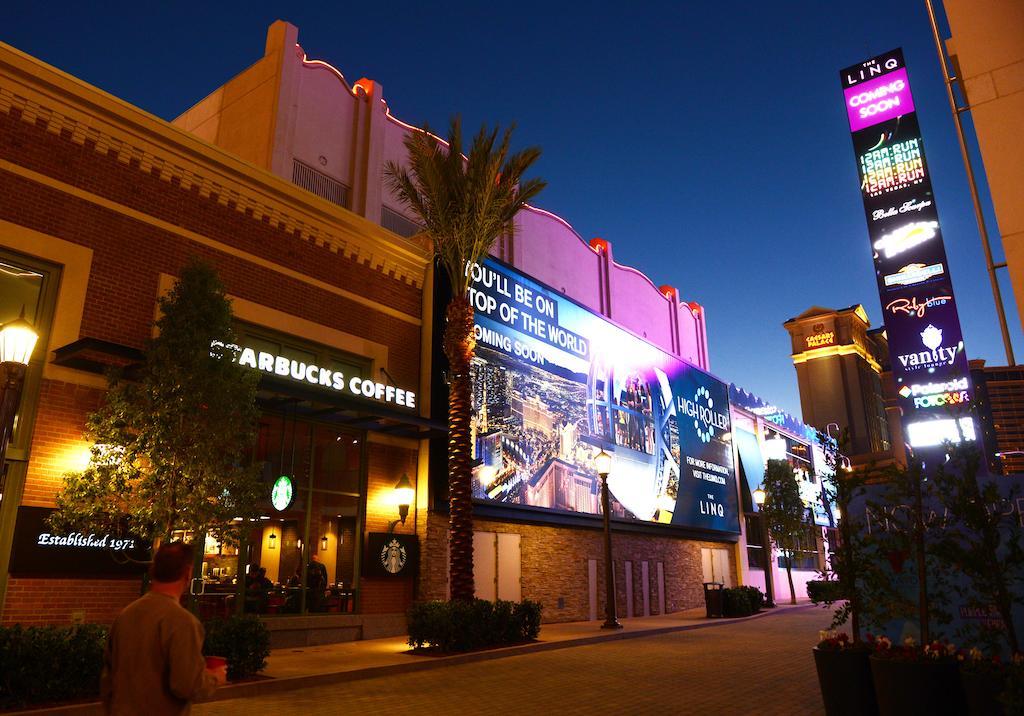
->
[752,485,776,609]
[595,449,622,630]
[0,310,39,481]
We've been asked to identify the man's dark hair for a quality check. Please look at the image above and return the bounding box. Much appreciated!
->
[151,542,194,583]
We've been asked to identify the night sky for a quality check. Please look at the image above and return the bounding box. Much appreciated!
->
[6,1,1019,419]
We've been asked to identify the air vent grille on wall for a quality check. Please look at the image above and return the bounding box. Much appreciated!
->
[292,160,350,208]
[381,206,423,238]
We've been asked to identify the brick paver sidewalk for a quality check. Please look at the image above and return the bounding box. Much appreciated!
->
[193,605,827,715]
[25,604,826,714]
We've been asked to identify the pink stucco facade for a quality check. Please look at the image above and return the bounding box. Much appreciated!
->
[174,20,710,370]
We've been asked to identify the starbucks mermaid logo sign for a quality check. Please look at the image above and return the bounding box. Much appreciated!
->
[381,538,407,574]
[271,475,294,511]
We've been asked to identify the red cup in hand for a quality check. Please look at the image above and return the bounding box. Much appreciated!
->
[205,655,227,671]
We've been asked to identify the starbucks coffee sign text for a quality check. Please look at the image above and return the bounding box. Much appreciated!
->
[212,341,416,409]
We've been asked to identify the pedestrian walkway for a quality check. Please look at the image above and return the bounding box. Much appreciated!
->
[195,604,827,716]
[28,602,817,714]
[256,602,814,684]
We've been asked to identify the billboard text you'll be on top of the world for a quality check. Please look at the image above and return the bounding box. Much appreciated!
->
[466,258,739,534]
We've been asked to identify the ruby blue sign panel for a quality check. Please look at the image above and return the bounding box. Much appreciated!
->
[467,258,739,533]
[841,48,975,450]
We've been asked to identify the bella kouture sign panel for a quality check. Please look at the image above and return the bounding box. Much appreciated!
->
[466,258,739,533]
[840,48,975,449]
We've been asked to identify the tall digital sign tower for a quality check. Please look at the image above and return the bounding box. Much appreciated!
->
[840,49,975,452]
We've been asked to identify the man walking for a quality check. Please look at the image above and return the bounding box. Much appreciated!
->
[101,542,226,715]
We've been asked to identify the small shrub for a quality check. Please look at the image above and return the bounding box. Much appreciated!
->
[515,600,542,640]
[203,614,270,681]
[722,588,754,618]
[407,599,543,652]
[807,579,845,605]
[0,623,108,708]
[735,586,765,612]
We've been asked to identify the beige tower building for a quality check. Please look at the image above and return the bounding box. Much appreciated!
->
[783,306,894,460]
[942,0,1024,333]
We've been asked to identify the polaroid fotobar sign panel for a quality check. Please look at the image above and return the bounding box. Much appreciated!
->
[840,48,975,450]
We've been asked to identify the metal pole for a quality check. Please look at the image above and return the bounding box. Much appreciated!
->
[0,363,27,482]
[912,465,930,644]
[600,472,622,629]
[762,516,776,608]
[924,0,1016,366]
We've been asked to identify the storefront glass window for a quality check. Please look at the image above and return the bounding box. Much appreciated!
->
[228,414,363,617]
[0,260,44,324]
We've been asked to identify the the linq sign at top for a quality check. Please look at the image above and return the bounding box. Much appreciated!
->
[841,50,916,131]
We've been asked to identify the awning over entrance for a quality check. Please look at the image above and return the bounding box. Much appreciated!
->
[256,374,445,439]
[51,338,446,440]
[52,337,144,374]
[735,429,764,513]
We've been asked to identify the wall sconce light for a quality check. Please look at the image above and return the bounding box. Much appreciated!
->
[297,538,303,552]
[321,535,328,551]
[268,531,277,550]
[388,472,415,532]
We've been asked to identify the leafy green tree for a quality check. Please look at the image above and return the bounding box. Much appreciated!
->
[385,118,544,602]
[817,434,865,639]
[50,259,261,548]
[761,459,808,605]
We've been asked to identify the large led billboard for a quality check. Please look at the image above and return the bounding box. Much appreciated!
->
[840,48,975,449]
[468,259,739,533]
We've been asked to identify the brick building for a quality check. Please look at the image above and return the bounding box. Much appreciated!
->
[0,20,762,635]
[0,38,435,643]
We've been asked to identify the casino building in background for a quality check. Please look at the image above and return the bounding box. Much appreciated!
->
[783,305,896,464]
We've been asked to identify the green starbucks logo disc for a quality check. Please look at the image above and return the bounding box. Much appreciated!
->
[271,475,294,511]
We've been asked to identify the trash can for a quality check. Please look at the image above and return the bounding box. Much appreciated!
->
[703,582,724,618]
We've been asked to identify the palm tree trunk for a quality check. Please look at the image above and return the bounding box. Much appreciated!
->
[785,554,796,605]
[444,295,476,602]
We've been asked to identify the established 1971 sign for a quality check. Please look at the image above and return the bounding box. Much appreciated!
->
[9,507,149,576]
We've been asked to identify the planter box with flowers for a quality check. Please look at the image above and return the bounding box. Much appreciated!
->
[869,635,967,716]
[813,631,877,716]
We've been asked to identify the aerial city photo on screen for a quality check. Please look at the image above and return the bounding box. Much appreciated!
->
[466,259,739,533]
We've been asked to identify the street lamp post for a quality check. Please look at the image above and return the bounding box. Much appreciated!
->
[0,310,39,482]
[595,450,622,630]
[752,486,776,608]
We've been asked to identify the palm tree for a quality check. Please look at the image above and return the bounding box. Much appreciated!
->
[385,118,544,602]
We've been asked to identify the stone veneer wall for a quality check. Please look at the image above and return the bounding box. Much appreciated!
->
[418,512,737,623]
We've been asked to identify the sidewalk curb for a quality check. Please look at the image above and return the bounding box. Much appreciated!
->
[22,604,816,714]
